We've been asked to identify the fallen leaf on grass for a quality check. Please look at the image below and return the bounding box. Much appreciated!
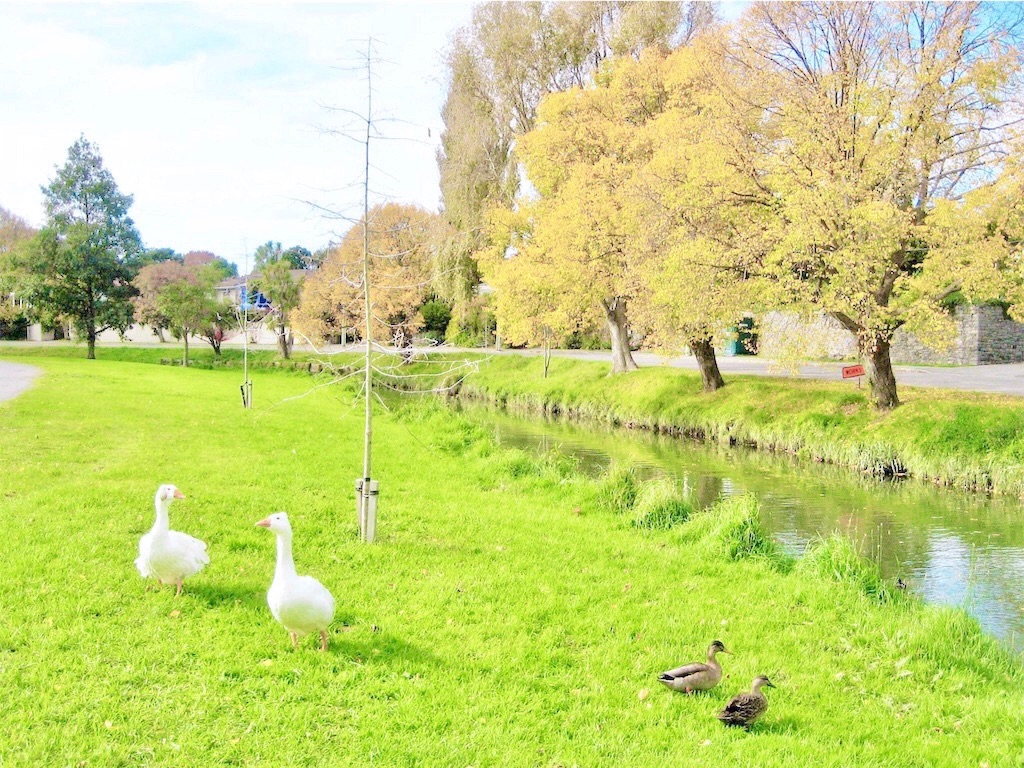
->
[638,689,650,701]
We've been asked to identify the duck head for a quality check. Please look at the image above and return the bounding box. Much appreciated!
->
[709,640,732,656]
[752,675,776,691]
[156,484,186,503]
[256,511,292,535]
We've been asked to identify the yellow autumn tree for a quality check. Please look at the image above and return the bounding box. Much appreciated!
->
[506,50,673,374]
[729,2,1024,409]
[294,203,434,350]
[480,204,591,376]
[624,35,768,391]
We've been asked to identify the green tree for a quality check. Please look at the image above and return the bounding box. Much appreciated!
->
[282,245,313,270]
[157,266,222,366]
[253,241,283,270]
[252,258,302,358]
[0,207,37,337]
[132,260,192,342]
[133,247,182,269]
[21,136,141,358]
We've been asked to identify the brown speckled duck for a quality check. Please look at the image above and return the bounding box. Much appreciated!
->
[717,675,775,729]
[658,640,731,694]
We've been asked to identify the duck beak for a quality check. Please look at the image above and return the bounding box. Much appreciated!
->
[173,489,186,500]
[721,649,733,655]
[255,518,271,528]
[765,681,776,688]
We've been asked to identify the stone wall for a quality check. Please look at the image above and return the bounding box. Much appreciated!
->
[760,306,1024,366]
[977,305,1024,364]
[889,309,975,365]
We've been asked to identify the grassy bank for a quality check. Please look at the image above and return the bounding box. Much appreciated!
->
[6,343,1024,495]
[1,355,1023,765]
[445,354,1024,496]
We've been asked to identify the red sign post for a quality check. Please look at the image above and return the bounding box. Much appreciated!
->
[842,364,865,388]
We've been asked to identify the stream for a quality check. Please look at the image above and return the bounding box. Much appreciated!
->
[453,401,1024,652]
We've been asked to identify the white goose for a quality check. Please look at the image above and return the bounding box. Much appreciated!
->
[256,512,335,650]
[135,484,209,596]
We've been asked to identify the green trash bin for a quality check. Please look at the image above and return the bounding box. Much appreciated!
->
[726,318,756,355]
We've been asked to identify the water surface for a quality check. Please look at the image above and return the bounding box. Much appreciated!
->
[456,402,1024,651]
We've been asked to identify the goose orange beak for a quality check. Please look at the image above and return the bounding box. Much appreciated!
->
[173,489,186,500]
[255,518,271,528]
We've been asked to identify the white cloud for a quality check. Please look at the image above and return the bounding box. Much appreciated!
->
[0,2,473,267]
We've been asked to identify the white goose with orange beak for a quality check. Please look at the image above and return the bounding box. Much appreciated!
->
[256,512,335,651]
[135,484,209,596]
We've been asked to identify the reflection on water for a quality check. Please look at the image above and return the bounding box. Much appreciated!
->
[460,402,1024,651]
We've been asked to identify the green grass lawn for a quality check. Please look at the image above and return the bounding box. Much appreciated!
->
[1,355,1023,766]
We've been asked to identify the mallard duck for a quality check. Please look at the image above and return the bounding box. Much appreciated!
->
[658,640,731,693]
[256,512,335,651]
[135,484,209,596]
[717,675,775,729]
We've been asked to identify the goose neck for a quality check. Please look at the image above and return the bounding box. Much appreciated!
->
[152,497,171,535]
[274,532,298,580]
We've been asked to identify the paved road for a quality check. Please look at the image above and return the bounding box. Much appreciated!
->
[468,347,1024,398]
[0,361,40,404]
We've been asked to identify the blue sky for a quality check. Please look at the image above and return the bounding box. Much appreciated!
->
[0,3,476,268]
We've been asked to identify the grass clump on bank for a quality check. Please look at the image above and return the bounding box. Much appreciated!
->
[798,534,897,604]
[3,354,1024,766]
[680,493,791,570]
[594,464,640,514]
[629,477,693,530]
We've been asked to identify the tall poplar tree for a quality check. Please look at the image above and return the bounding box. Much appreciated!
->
[436,2,715,314]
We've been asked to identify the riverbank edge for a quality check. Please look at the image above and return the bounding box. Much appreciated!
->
[432,354,1024,497]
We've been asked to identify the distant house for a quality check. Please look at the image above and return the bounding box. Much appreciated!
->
[215,270,307,311]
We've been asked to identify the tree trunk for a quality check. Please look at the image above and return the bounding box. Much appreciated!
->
[155,327,166,343]
[277,324,291,359]
[183,334,190,367]
[690,337,725,392]
[86,329,96,360]
[542,339,551,379]
[601,297,638,374]
[861,333,899,410]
